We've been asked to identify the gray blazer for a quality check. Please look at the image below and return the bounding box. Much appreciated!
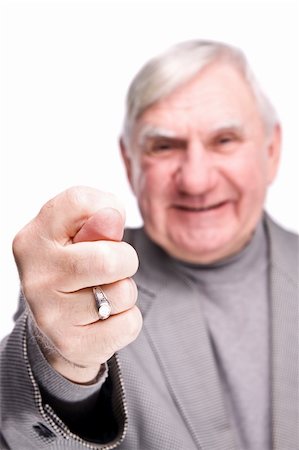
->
[1,215,298,449]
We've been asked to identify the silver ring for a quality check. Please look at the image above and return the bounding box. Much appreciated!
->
[93,286,112,320]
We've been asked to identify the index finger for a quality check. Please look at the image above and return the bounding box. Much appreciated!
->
[36,186,125,244]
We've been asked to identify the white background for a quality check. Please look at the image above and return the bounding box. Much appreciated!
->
[0,0,298,340]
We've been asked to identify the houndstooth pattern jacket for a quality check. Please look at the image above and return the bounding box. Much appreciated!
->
[1,215,298,449]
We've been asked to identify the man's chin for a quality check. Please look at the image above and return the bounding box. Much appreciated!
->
[145,224,242,264]
[164,231,241,264]
[161,241,227,264]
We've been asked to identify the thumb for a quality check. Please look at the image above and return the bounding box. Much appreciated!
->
[73,207,124,243]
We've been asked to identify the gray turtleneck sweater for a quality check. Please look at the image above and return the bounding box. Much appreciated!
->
[172,221,271,450]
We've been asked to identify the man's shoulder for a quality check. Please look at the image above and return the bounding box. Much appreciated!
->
[265,214,298,280]
[265,214,298,246]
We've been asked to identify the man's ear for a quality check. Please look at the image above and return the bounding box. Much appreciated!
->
[266,123,282,185]
[120,137,134,191]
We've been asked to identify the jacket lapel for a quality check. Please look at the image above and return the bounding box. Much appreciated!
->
[266,217,299,450]
[130,229,237,450]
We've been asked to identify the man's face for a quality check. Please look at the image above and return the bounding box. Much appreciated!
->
[122,62,280,263]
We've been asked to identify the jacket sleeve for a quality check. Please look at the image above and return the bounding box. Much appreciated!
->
[0,296,128,449]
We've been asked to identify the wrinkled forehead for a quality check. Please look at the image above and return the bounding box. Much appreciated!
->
[133,66,261,138]
[139,62,249,115]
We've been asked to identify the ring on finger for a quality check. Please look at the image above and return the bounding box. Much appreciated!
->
[93,286,112,320]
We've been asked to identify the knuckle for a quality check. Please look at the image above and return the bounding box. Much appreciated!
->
[64,186,85,210]
[54,186,95,218]
[125,306,143,340]
[98,307,143,355]
[12,225,31,260]
[40,197,56,215]
[122,278,138,304]
[113,242,139,278]
[97,242,116,279]
[12,231,23,256]
[126,244,140,275]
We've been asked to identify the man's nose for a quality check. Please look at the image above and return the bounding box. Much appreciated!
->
[175,141,218,195]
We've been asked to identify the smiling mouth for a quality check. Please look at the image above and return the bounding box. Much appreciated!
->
[174,201,229,212]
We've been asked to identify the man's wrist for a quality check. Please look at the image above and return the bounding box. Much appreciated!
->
[46,352,104,385]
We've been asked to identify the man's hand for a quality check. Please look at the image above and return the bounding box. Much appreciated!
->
[13,186,142,383]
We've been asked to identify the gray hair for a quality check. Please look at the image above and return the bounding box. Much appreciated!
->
[122,40,278,147]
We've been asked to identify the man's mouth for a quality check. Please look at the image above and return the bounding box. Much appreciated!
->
[173,201,229,212]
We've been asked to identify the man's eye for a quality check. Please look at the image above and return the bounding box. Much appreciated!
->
[146,141,175,154]
[152,142,172,151]
[144,138,185,155]
[218,135,233,144]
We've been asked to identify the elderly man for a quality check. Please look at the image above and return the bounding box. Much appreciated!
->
[1,40,298,450]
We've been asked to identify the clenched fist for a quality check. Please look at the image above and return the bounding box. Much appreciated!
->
[13,186,142,383]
